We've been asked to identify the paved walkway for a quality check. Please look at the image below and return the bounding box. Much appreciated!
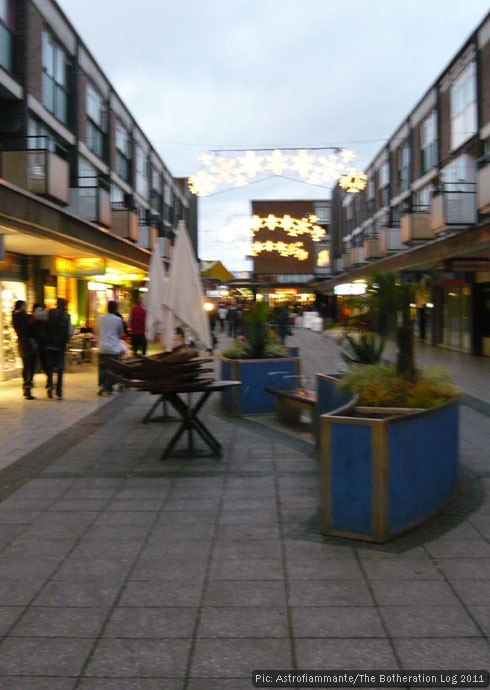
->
[0,329,489,687]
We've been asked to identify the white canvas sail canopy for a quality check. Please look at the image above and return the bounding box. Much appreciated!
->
[145,243,169,341]
[163,220,212,351]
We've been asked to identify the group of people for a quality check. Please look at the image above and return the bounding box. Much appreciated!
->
[212,302,244,338]
[11,296,150,400]
[12,297,73,400]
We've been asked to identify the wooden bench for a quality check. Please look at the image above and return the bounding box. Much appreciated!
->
[265,386,317,427]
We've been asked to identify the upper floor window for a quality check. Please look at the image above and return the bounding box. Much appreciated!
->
[421,110,438,173]
[451,62,477,150]
[135,144,148,198]
[42,30,69,124]
[110,183,125,204]
[441,153,476,192]
[414,184,433,209]
[398,142,411,191]
[86,83,106,159]
[0,0,15,72]
[314,204,330,224]
[115,120,131,182]
[378,161,390,207]
[27,117,67,159]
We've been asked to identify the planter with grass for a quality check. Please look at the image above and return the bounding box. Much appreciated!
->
[220,302,300,415]
[320,364,460,543]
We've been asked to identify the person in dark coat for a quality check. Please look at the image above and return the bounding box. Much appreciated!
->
[45,297,73,400]
[31,302,48,374]
[12,300,37,399]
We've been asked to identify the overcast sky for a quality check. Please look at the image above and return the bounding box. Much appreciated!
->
[58,0,489,272]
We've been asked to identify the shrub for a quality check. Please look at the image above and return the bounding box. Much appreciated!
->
[222,302,289,360]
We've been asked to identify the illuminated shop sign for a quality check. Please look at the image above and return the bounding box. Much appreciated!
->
[54,257,107,276]
[334,282,367,296]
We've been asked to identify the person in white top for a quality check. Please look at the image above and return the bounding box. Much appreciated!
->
[96,300,123,396]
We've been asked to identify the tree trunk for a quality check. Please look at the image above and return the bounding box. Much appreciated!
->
[396,322,416,383]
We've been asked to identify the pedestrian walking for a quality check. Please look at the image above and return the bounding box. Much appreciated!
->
[217,304,228,333]
[97,300,123,396]
[129,298,147,355]
[45,297,73,400]
[31,302,48,374]
[227,303,238,337]
[12,300,38,400]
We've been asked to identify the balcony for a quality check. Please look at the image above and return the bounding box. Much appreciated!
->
[343,252,353,270]
[0,149,69,205]
[111,203,139,242]
[400,207,432,245]
[429,184,477,233]
[137,226,158,250]
[477,162,490,215]
[379,226,405,254]
[350,245,365,266]
[363,236,383,260]
[69,182,111,228]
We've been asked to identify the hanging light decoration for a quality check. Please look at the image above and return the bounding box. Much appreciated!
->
[338,169,368,193]
[188,146,363,196]
[251,240,309,261]
[251,214,326,242]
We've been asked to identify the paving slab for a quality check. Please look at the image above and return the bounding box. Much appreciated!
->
[0,328,488,685]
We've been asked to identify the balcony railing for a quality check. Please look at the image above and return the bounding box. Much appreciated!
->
[0,148,69,204]
[69,177,111,227]
[430,183,477,233]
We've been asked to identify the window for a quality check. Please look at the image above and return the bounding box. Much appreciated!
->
[78,156,97,187]
[450,62,477,150]
[115,120,131,181]
[398,142,411,191]
[378,161,390,207]
[110,183,124,204]
[86,83,106,159]
[441,153,476,192]
[421,111,438,173]
[0,0,14,72]
[135,144,148,198]
[314,204,330,223]
[42,31,69,124]
[27,118,67,159]
[414,184,434,209]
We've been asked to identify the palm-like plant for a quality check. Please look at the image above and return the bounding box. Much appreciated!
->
[367,271,416,383]
[340,332,385,365]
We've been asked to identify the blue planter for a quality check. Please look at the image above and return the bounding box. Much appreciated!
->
[220,355,300,415]
[320,396,460,542]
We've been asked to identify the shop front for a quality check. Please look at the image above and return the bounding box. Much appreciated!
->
[0,252,27,380]
[41,256,145,329]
